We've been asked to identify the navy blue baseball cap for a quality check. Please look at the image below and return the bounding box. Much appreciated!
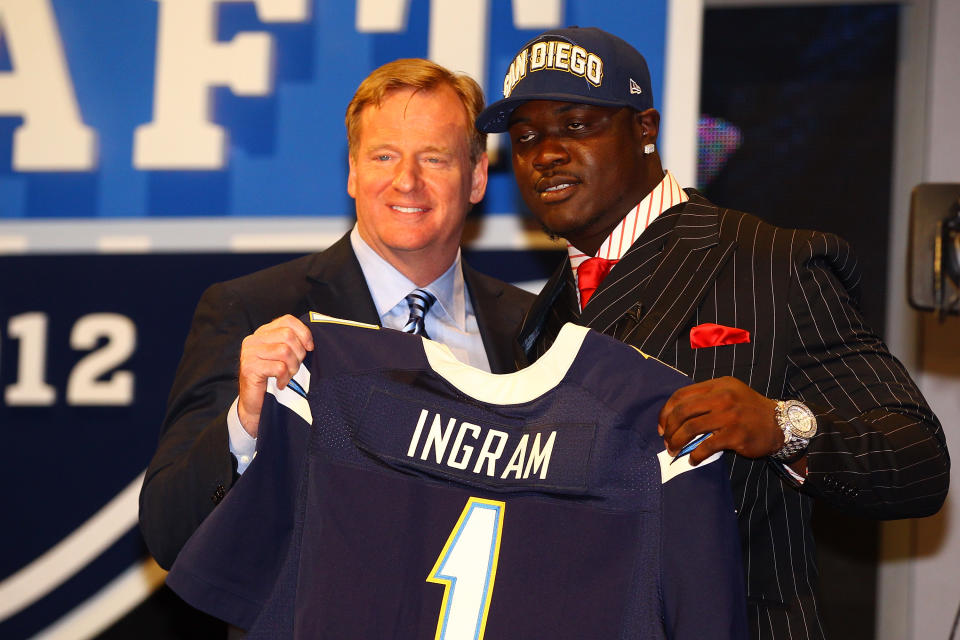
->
[476,27,654,133]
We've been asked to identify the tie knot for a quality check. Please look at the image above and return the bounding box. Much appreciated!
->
[403,288,437,338]
[577,257,617,310]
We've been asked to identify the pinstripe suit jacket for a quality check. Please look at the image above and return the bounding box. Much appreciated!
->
[517,193,949,640]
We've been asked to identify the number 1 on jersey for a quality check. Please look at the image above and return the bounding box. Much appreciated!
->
[428,497,505,640]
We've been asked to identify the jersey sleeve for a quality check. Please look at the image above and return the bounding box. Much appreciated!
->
[165,376,312,630]
[659,450,748,639]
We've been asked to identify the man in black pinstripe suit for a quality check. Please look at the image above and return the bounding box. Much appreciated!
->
[478,27,949,639]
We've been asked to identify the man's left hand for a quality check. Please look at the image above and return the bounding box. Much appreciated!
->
[658,376,784,464]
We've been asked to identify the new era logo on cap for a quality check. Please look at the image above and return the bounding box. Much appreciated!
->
[629,78,643,95]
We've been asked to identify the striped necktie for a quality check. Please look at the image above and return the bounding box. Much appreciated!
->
[402,288,437,338]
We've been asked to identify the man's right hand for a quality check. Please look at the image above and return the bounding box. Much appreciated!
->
[237,315,314,438]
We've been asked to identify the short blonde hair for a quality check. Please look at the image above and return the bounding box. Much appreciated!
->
[345,58,487,163]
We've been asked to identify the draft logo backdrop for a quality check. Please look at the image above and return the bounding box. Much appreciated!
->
[0,1,668,637]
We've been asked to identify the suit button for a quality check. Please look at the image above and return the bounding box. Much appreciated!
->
[211,483,226,505]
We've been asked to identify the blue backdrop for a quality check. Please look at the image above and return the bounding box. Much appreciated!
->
[0,1,668,637]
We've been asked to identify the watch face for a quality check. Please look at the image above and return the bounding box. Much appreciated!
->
[786,403,817,438]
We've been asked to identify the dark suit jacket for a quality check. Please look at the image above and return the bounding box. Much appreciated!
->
[517,194,949,640]
[140,233,534,570]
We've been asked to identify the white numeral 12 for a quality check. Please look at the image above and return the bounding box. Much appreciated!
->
[3,311,136,406]
[428,498,505,640]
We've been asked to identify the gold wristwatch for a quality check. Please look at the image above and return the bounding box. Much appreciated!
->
[771,399,817,461]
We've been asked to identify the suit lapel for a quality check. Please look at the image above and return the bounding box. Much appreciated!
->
[516,256,579,364]
[631,211,735,357]
[463,263,512,373]
[579,207,683,331]
[583,196,737,358]
[303,233,381,325]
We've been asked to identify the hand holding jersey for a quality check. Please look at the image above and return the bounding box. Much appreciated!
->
[658,376,783,465]
[237,314,315,438]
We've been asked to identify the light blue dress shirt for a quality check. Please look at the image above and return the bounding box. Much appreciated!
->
[348,226,490,371]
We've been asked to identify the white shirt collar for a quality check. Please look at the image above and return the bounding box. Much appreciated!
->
[568,170,689,269]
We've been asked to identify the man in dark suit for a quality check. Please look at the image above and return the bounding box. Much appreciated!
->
[478,27,949,639]
[140,58,534,570]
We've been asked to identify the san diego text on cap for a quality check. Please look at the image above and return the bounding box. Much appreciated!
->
[476,26,654,133]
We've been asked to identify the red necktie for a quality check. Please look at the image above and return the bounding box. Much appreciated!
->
[577,257,617,310]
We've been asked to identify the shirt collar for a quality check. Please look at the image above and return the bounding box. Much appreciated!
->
[349,225,466,327]
[567,170,688,269]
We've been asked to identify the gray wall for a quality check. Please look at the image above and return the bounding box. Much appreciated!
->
[879,0,960,638]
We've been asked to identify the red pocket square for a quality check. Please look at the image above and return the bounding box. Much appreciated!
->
[690,323,751,349]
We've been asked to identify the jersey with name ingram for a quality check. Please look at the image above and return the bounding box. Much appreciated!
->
[167,315,747,639]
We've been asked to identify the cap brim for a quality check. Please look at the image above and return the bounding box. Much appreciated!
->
[476,92,634,133]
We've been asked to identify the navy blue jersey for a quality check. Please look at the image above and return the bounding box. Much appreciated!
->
[167,315,747,639]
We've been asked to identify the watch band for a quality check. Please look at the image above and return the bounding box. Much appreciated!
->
[772,432,809,462]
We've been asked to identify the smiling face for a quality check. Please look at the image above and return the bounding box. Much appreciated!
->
[507,100,663,256]
[348,85,488,284]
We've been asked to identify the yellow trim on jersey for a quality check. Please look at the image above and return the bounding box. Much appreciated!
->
[308,311,379,330]
[629,345,686,376]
